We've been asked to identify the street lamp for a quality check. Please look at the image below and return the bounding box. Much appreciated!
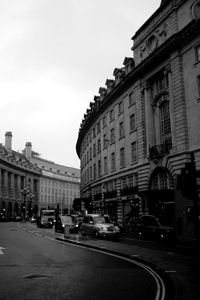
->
[102,185,106,214]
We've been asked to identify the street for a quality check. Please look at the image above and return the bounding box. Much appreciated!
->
[0,222,159,300]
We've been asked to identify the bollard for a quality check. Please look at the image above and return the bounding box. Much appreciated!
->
[64,224,70,238]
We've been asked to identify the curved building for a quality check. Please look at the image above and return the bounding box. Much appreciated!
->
[76,0,200,242]
[0,132,41,220]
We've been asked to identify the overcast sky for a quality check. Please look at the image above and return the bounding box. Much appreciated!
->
[0,0,161,169]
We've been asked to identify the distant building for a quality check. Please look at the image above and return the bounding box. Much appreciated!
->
[76,0,200,243]
[24,142,80,214]
[0,132,41,220]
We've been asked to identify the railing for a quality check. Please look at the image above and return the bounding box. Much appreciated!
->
[149,141,172,159]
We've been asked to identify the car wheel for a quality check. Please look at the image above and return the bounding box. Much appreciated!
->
[81,229,86,236]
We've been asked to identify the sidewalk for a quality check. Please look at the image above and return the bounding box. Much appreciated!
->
[57,232,199,300]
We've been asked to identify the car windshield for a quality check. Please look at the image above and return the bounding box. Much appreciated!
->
[93,216,110,224]
[41,216,49,221]
[60,216,73,225]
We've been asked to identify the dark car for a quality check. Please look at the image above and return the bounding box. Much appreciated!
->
[134,215,175,243]
[37,216,53,228]
[54,215,78,233]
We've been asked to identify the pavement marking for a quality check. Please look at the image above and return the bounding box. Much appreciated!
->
[131,254,140,257]
[0,246,5,255]
[165,270,176,273]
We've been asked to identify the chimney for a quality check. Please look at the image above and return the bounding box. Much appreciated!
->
[25,142,32,160]
[5,132,12,152]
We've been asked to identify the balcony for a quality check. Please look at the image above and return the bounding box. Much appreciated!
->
[149,141,172,160]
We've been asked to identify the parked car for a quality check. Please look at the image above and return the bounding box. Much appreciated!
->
[134,215,175,242]
[80,214,120,239]
[54,215,78,233]
[37,216,53,228]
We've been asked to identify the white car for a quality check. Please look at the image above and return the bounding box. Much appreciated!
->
[80,214,120,239]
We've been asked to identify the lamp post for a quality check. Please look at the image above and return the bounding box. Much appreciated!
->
[102,185,106,214]
[21,188,28,222]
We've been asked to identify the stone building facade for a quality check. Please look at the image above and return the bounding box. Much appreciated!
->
[0,132,41,220]
[76,0,200,243]
[24,142,80,214]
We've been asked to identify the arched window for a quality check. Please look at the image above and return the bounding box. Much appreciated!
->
[149,167,174,190]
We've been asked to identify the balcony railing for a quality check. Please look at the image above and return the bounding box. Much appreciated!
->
[149,141,172,160]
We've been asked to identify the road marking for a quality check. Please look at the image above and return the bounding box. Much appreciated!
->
[0,247,5,255]
[165,270,176,273]
[131,254,140,257]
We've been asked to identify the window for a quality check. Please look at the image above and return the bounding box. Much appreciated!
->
[103,134,107,149]
[111,152,116,171]
[110,128,115,144]
[119,121,124,138]
[129,91,135,106]
[98,160,101,177]
[130,114,136,131]
[97,122,101,134]
[118,101,124,114]
[197,75,200,98]
[93,164,96,179]
[120,147,125,168]
[103,116,107,127]
[89,147,92,160]
[97,139,101,153]
[128,175,133,188]
[155,72,168,94]
[93,143,96,157]
[121,177,127,189]
[160,101,172,146]
[104,156,108,174]
[110,109,114,121]
[195,44,200,62]
[131,142,137,163]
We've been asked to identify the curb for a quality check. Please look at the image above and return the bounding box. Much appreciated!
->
[56,237,176,300]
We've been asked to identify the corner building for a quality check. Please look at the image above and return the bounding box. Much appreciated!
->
[76,0,200,243]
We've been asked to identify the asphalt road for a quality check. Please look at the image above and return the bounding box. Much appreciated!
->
[0,222,160,300]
